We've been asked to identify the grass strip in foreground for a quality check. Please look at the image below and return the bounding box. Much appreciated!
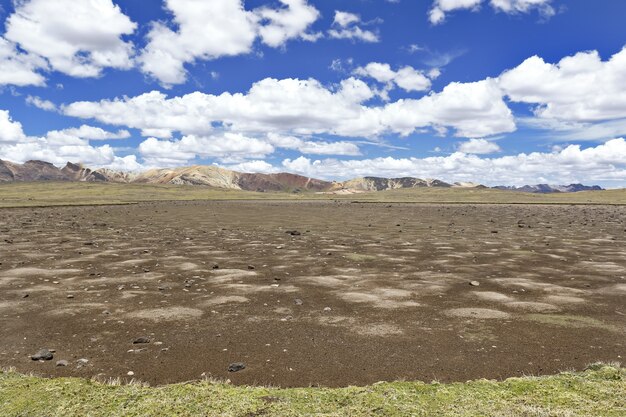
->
[0,364,624,416]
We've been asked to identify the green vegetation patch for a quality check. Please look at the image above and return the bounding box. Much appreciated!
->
[1,365,624,416]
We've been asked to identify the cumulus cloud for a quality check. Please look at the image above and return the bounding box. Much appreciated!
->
[0,109,139,170]
[4,0,136,78]
[328,11,379,43]
[139,0,320,86]
[499,47,626,123]
[429,0,554,25]
[354,62,434,93]
[25,96,58,111]
[63,75,515,140]
[282,138,626,186]
[266,133,361,155]
[0,38,46,87]
[138,133,275,166]
[48,125,131,141]
[457,138,501,154]
[220,159,281,174]
[0,110,27,143]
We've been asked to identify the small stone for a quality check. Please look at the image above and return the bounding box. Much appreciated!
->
[212,264,220,270]
[228,362,246,372]
[247,265,255,270]
[133,337,150,344]
[469,281,480,287]
[22,293,29,298]
[66,294,74,299]
[56,360,69,367]
[294,298,303,306]
[285,230,301,236]
[127,371,135,376]
[323,307,332,312]
[31,349,53,361]
[77,358,89,365]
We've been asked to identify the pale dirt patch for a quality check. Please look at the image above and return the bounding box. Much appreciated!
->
[49,303,107,316]
[339,291,420,309]
[445,308,511,319]
[127,307,204,321]
[472,291,515,303]
[201,295,250,307]
[352,324,404,336]
[0,267,82,278]
[504,302,560,313]
[543,295,586,304]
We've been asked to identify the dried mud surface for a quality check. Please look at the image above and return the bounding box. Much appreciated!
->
[0,201,625,387]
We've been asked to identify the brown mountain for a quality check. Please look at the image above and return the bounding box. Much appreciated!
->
[0,159,477,192]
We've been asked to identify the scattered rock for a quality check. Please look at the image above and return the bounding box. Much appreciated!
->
[469,281,480,287]
[323,307,332,312]
[77,358,89,365]
[22,293,29,298]
[66,294,74,299]
[56,360,69,367]
[228,362,246,372]
[285,230,301,236]
[247,265,255,270]
[31,349,53,361]
[133,337,150,344]
[127,371,135,376]
[294,298,303,306]
[212,264,220,270]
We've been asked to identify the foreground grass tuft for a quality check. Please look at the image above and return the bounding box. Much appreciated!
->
[1,365,624,416]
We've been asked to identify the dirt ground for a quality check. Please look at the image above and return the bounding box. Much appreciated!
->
[0,201,624,387]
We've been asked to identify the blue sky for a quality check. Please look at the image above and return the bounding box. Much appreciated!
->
[1,0,626,186]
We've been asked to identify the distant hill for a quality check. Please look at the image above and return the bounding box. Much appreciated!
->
[0,159,604,194]
[493,184,604,193]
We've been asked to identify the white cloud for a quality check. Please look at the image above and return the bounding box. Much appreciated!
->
[354,62,433,93]
[0,110,27,143]
[63,75,515,140]
[0,38,46,87]
[266,133,361,155]
[220,160,281,174]
[48,125,131,141]
[328,11,379,43]
[282,138,626,186]
[139,0,320,86]
[138,133,275,166]
[429,0,554,25]
[0,109,140,170]
[457,138,501,154]
[255,0,321,47]
[26,95,58,111]
[5,0,136,78]
[499,47,626,123]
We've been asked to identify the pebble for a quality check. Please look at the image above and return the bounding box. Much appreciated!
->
[323,307,332,312]
[56,360,69,367]
[228,362,246,372]
[133,337,150,344]
[31,349,53,361]
[66,294,74,299]
[127,371,135,376]
[294,298,303,306]
[469,281,480,286]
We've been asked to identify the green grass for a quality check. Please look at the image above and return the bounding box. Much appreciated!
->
[0,182,625,207]
[0,365,624,416]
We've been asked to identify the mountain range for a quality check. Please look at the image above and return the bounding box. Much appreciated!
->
[0,159,604,194]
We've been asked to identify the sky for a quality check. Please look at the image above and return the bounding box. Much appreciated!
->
[1,0,626,187]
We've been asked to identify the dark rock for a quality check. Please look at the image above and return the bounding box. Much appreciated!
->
[247,265,255,270]
[133,337,150,344]
[31,349,54,361]
[212,264,220,270]
[228,362,246,372]
[285,230,301,236]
